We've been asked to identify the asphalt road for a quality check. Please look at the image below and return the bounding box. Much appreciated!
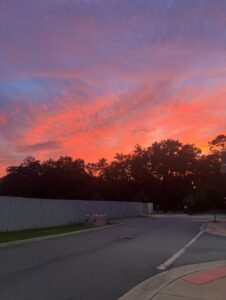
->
[0,215,226,300]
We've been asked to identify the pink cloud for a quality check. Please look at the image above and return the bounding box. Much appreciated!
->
[1,78,222,171]
[1,0,226,176]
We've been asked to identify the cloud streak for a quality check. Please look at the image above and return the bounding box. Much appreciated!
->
[17,141,62,153]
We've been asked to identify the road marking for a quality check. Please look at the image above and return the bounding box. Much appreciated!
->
[157,231,204,271]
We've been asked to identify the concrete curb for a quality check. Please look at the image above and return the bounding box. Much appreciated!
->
[0,222,122,249]
[200,220,209,231]
[118,260,226,300]
[203,221,226,237]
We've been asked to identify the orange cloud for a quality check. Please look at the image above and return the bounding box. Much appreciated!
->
[1,0,226,179]
[5,78,224,172]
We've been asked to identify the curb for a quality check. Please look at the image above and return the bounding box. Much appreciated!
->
[202,220,226,237]
[200,220,209,231]
[118,260,226,300]
[0,222,122,249]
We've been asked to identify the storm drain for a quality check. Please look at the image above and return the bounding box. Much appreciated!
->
[123,235,133,240]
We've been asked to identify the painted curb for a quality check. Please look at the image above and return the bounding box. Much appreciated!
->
[118,260,226,300]
[0,222,122,249]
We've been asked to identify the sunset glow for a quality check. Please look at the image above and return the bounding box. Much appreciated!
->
[1,0,226,175]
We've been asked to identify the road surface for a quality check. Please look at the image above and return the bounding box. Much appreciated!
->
[0,215,226,300]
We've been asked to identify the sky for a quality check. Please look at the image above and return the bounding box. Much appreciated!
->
[0,0,226,175]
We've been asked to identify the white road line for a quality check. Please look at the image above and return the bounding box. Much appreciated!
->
[157,231,204,271]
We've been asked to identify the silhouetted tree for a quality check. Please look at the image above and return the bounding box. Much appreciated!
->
[209,134,226,153]
[0,135,225,212]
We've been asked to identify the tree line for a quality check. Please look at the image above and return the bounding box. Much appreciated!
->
[0,134,225,212]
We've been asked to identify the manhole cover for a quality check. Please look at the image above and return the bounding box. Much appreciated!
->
[123,235,133,240]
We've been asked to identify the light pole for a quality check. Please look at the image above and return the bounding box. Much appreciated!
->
[221,152,226,216]
[213,192,217,223]
[191,181,196,213]
[210,174,217,223]
[212,151,226,223]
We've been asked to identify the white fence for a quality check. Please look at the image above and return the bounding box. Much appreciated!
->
[0,196,150,232]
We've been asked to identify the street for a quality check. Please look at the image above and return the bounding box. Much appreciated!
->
[0,215,226,300]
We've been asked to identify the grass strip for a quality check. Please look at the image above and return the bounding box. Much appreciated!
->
[0,223,90,243]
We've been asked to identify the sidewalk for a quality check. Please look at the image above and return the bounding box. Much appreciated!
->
[204,220,226,237]
[119,220,226,300]
[153,263,226,300]
[119,260,226,300]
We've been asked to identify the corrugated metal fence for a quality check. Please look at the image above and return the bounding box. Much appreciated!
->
[0,196,149,232]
